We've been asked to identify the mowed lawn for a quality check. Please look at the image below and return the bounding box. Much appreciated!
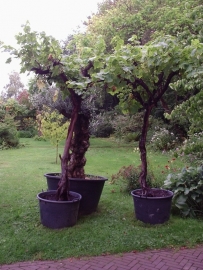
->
[0,138,203,264]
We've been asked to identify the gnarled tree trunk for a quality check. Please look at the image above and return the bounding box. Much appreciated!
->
[56,92,91,200]
[56,92,82,201]
[67,113,90,178]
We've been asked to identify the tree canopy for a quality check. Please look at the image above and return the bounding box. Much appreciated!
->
[3,71,24,99]
[87,0,203,50]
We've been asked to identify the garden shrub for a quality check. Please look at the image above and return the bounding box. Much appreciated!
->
[0,114,19,149]
[94,122,114,138]
[33,135,46,141]
[17,128,37,138]
[163,166,203,218]
[124,132,140,143]
[111,164,158,193]
[150,127,179,151]
[90,111,114,138]
[112,113,144,142]
[174,132,203,165]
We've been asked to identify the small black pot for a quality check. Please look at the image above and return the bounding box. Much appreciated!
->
[44,173,108,215]
[37,190,82,229]
[131,188,173,225]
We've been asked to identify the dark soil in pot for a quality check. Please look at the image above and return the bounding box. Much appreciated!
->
[133,188,171,198]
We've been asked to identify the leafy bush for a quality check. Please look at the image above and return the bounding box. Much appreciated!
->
[0,114,19,150]
[0,136,19,150]
[124,132,140,143]
[111,164,157,193]
[94,122,114,138]
[163,166,203,218]
[174,132,203,165]
[36,107,69,163]
[150,127,179,151]
[91,111,143,140]
[17,128,37,138]
[112,113,143,141]
[90,111,114,138]
[16,116,37,134]
[37,108,69,144]
[33,135,46,141]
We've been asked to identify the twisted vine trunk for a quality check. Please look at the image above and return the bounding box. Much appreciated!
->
[136,72,179,195]
[56,92,90,201]
[139,105,153,195]
[67,114,90,178]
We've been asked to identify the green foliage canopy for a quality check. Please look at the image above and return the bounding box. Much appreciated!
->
[87,0,203,50]
[97,36,203,113]
[2,22,106,99]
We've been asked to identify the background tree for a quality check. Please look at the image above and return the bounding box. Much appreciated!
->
[3,71,24,99]
[87,0,203,50]
[16,89,31,107]
[0,102,19,149]
[37,107,69,164]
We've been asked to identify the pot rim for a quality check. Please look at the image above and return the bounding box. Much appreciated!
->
[37,190,82,204]
[131,188,173,199]
[44,172,108,181]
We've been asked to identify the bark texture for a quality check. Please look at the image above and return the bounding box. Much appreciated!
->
[139,106,152,195]
[67,113,90,178]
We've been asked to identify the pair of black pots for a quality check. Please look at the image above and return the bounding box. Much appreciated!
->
[37,173,108,229]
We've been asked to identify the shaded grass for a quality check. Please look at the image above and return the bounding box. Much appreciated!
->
[0,138,203,264]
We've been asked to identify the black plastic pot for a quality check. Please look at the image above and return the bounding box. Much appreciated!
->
[45,173,60,190]
[44,173,108,215]
[131,188,173,225]
[70,175,108,215]
[37,190,82,229]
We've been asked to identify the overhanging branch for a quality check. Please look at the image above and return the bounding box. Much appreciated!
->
[134,78,152,98]
[81,61,93,78]
[132,91,144,106]
[154,71,179,104]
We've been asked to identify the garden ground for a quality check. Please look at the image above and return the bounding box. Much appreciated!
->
[1,138,203,267]
[0,245,203,269]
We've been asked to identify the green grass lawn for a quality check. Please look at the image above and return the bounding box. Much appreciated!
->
[0,138,203,264]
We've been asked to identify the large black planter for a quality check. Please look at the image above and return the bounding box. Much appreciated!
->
[37,190,82,229]
[45,173,61,190]
[44,173,108,215]
[131,188,173,225]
